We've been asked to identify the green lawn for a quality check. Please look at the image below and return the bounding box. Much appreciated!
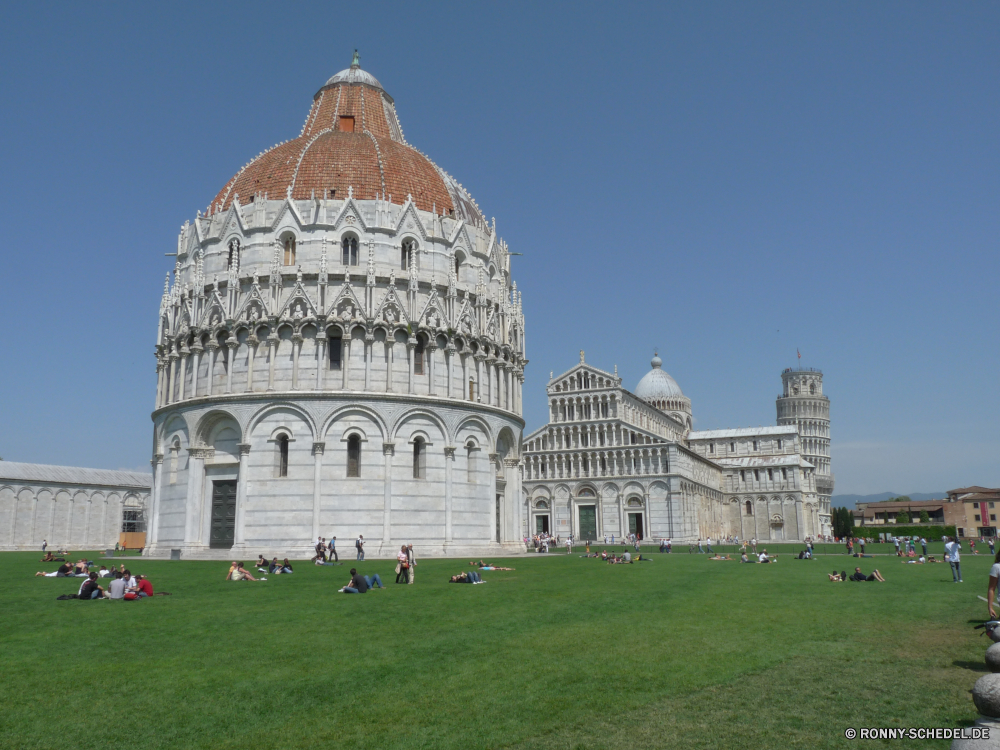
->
[2,546,993,749]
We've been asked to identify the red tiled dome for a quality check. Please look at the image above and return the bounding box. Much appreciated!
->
[211,58,483,224]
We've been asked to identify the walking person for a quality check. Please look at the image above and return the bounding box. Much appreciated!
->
[944,536,963,583]
[706,537,714,555]
[751,538,757,555]
[356,534,365,560]
[328,536,338,562]
[921,537,928,556]
[697,539,704,554]
[42,539,47,553]
[407,544,416,584]
[987,548,1000,619]
[315,537,327,562]
[566,536,573,555]
[396,545,409,583]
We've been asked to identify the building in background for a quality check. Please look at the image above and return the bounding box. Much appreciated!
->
[521,354,827,542]
[853,498,963,530]
[0,462,150,550]
[146,57,526,559]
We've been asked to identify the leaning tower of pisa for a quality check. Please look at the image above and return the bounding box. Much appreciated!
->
[776,368,832,534]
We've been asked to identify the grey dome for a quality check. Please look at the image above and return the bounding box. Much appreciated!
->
[323,52,384,92]
[635,353,685,400]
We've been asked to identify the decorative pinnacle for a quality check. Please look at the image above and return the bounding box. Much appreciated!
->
[351,49,360,68]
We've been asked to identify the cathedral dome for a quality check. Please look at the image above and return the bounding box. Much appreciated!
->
[635,353,685,401]
[210,53,484,224]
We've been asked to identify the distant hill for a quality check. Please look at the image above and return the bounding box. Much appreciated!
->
[832,492,946,510]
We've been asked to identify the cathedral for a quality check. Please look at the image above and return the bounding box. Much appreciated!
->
[520,354,833,542]
[146,55,526,559]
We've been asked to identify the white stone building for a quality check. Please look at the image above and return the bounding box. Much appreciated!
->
[0,462,150,550]
[146,57,526,559]
[521,355,831,543]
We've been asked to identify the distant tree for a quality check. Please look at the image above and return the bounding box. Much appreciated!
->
[919,510,930,524]
[832,506,854,538]
[896,511,911,524]
[893,496,912,504]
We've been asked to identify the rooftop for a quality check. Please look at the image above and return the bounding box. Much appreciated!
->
[689,426,798,439]
[0,461,152,489]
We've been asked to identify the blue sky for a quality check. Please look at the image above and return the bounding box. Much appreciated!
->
[0,2,996,494]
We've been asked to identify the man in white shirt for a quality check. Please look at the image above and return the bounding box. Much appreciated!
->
[758,550,772,563]
[944,536,963,583]
[987,550,1000,618]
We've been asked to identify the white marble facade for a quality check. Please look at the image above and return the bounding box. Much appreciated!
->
[0,462,150,551]
[147,60,526,559]
[521,355,831,543]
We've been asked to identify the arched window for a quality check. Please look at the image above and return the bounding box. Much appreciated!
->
[468,378,476,401]
[810,382,816,395]
[283,236,296,266]
[401,239,415,271]
[227,239,241,270]
[328,333,343,370]
[466,441,477,483]
[745,500,753,516]
[413,338,425,375]
[413,437,425,479]
[169,438,180,484]
[342,236,359,266]
[454,251,464,277]
[276,433,289,477]
[347,434,361,477]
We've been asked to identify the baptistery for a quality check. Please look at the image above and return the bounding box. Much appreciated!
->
[146,55,526,559]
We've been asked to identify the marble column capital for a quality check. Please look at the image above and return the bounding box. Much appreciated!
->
[312,441,326,456]
[238,443,252,456]
[383,442,395,456]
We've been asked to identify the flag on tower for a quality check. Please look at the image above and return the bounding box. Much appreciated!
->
[797,348,801,360]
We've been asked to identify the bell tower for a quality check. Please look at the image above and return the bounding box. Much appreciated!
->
[776,368,832,534]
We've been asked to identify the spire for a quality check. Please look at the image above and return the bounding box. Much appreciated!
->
[351,49,360,68]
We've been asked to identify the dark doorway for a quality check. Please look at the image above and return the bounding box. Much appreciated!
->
[210,480,237,549]
[579,505,597,541]
[628,512,644,540]
[496,494,502,543]
[535,515,550,534]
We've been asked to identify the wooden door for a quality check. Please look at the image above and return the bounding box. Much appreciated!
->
[210,480,237,549]
[579,505,597,541]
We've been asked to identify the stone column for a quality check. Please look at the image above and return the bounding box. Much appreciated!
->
[364,333,374,390]
[266,335,278,391]
[342,335,351,389]
[427,343,438,396]
[155,361,165,408]
[445,345,456,399]
[504,457,521,544]
[83,498,92,548]
[291,333,303,390]
[489,453,500,543]
[226,340,237,394]
[461,353,469,400]
[205,342,218,397]
[234,443,251,547]
[99,497,108,548]
[445,446,455,543]
[167,352,178,404]
[406,339,416,394]
[246,336,258,392]
[474,353,486,402]
[178,348,189,401]
[795,499,804,541]
[382,443,394,546]
[149,453,164,547]
[312,442,325,544]
[316,334,326,390]
[190,345,202,398]
[385,339,394,392]
[184,448,207,547]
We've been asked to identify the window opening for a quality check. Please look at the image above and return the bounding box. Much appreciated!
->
[342,236,359,266]
[277,434,289,477]
[328,336,343,369]
[413,438,425,479]
[347,434,361,477]
[283,236,296,266]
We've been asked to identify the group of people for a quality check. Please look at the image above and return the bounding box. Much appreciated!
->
[740,549,776,563]
[255,556,294,575]
[828,567,886,582]
[395,545,417,583]
[531,532,556,552]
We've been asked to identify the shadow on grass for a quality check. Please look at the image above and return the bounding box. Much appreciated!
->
[953,660,991,673]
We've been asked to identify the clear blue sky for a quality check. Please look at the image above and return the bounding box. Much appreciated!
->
[0,2,996,494]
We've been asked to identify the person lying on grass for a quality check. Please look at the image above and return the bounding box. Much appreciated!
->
[40,552,65,562]
[339,568,383,593]
[849,567,885,582]
[35,562,75,577]
[227,561,262,581]
[708,555,732,561]
[902,557,927,564]
[828,570,847,581]
[479,565,515,570]
[449,571,483,583]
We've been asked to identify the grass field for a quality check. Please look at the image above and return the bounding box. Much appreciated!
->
[3,545,994,749]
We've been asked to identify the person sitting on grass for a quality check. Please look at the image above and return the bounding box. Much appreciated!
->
[79,572,107,600]
[279,559,293,574]
[622,549,632,563]
[35,561,74,577]
[107,571,126,599]
[314,556,336,566]
[449,571,483,584]
[73,560,90,577]
[741,552,751,563]
[849,566,885,582]
[828,570,844,581]
[256,555,268,571]
[340,568,382,593]
[227,561,261,581]
[39,552,65,562]
[758,550,775,563]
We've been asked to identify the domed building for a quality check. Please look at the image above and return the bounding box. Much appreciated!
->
[521,353,828,542]
[146,55,526,559]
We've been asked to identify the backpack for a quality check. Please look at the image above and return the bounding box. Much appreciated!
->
[356,539,362,549]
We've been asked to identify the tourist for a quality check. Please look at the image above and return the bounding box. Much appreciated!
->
[990,539,996,556]
[604,534,608,545]
[450,571,483,584]
[268,557,281,574]
[314,538,327,562]
[893,537,901,555]
[133,574,153,597]
[944,536,963,583]
[987,549,1000,619]
[39,552,63,562]
[610,534,615,545]
[79,572,107,600]
[751,538,757,554]
[97,565,112,578]
[356,535,365,560]
[396,545,409,583]
[566,536,573,554]
[108,571,126,599]
[407,544,416,584]
[829,570,843,581]
[35,561,74,577]
[921,537,928,556]
[256,554,268,571]
[741,552,750,563]
[706,537,714,555]
[227,561,261,581]
[697,539,704,553]
[758,549,774,563]
[971,540,979,555]
[708,554,731,561]
[280,559,293,574]
[41,539,47,553]
[328,536,338,562]
[340,568,382,593]
[849,567,885,582]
